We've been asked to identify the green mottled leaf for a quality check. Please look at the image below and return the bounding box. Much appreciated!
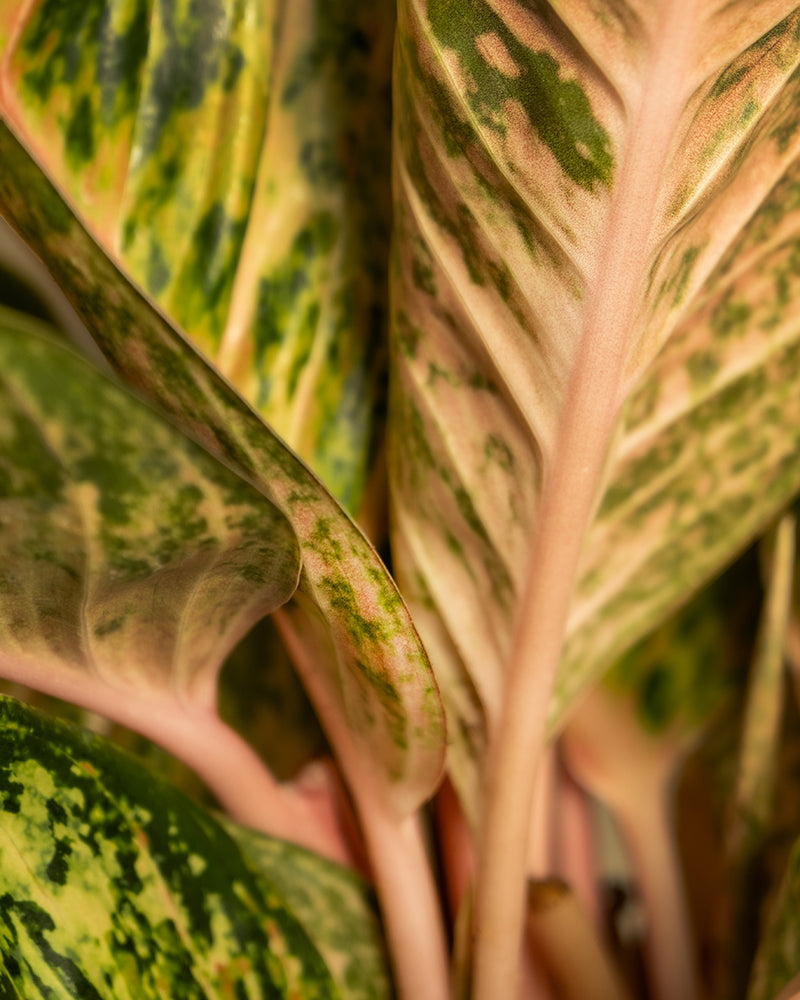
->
[605,548,760,738]
[0,694,339,999]
[0,122,445,821]
[0,305,311,830]
[227,821,393,1000]
[389,0,800,824]
[0,0,393,514]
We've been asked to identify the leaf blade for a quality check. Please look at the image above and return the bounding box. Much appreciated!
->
[0,694,340,1000]
[0,0,394,514]
[0,121,446,818]
[390,0,800,824]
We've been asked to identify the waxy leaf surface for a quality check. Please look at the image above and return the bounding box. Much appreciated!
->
[0,695,339,999]
[0,308,303,804]
[229,822,393,1000]
[0,0,394,513]
[0,124,445,818]
[390,0,800,816]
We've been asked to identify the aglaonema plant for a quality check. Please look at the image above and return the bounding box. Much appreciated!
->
[2,1,800,998]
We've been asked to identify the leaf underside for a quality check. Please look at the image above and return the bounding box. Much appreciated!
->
[0,307,298,726]
[0,120,445,818]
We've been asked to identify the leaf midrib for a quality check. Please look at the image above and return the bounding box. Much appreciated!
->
[475,3,706,991]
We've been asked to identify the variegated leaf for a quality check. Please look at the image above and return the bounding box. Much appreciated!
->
[0,0,393,514]
[604,547,759,737]
[0,694,339,999]
[0,307,311,831]
[0,123,446,820]
[390,0,800,819]
[228,821,393,1000]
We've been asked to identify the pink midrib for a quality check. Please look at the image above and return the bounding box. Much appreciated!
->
[474,2,701,996]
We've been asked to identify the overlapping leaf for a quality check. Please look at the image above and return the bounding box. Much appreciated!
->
[228,822,393,1000]
[0,0,393,513]
[0,307,307,817]
[0,306,299,708]
[0,694,339,999]
[0,122,445,819]
[389,0,800,818]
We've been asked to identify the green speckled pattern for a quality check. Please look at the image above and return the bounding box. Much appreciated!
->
[604,550,759,737]
[0,0,394,514]
[389,0,800,821]
[0,310,299,698]
[226,821,393,1000]
[0,124,445,818]
[0,695,339,999]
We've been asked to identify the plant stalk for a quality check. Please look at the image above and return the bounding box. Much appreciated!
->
[275,603,450,1000]
[562,687,699,1000]
[0,652,356,863]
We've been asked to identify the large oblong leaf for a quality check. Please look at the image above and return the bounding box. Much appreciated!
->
[0,122,445,820]
[0,0,394,514]
[389,0,800,819]
[0,306,308,828]
[0,694,339,999]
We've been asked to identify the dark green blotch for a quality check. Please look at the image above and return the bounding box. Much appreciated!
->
[73,453,143,525]
[281,10,372,107]
[598,435,684,516]
[355,658,406,749]
[0,407,65,505]
[173,202,250,344]
[94,617,124,638]
[20,0,149,131]
[687,351,720,389]
[20,0,104,101]
[253,212,339,405]
[65,95,96,166]
[411,247,437,296]
[485,434,514,472]
[711,293,751,339]
[319,575,388,645]
[669,246,700,307]
[689,369,767,433]
[137,0,238,160]
[45,837,72,885]
[311,518,344,562]
[156,483,209,561]
[299,139,345,187]
[287,304,320,398]
[146,241,171,296]
[222,43,245,92]
[427,0,614,190]
[468,371,499,393]
[638,667,672,731]
[710,64,749,98]
[2,897,104,1000]
[97,0,150,123]
[0,772,24,814]
[395,311,421,358]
